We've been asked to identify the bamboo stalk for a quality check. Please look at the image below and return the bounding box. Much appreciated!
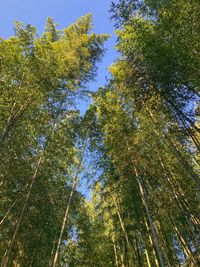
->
[1,152,44,267]
[134,166,165,267]
[51,152,83,267]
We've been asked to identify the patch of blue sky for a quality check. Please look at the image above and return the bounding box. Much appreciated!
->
[0,0,118,114]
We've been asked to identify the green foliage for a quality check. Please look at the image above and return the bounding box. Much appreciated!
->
[0,15,108,267]
[1,3,200,267]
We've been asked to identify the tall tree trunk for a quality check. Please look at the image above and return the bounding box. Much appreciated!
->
[120,252,125,267]
[169,217,197,266]
[174,225,195,263]
[135,236,142,267]
[51,154,83,267]
[1,152,44,267]
[168,139,200,189]
[30,228,44,267]
[133,166,165,267]
[0,183,29,225]
[106,188,135,266]
[155,145,200,229]
[164,96,200,133]
[158,218,179,266]
[143,102,200,189]
[108,189,131,249]
[49,240,57,267]
[145,249,152,267]
[144,218,159,267]
[1,98,32,142]
[113,238,119,267]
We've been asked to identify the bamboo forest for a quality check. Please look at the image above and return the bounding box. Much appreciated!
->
[0,0,200,266]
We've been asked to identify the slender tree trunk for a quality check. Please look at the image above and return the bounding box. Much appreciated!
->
[120,252,125,267]
[144,218,159,267]
[30,228,44,266]
[106,188,135,266]
[0,183,29,225]
[51,154,83,267]
[133,167,165,267]
[169,217,197,266]
[135,236,142,267]
[1,98,32,142]
[158,218,179,266]
[174,226,193,260]
[164,96,200,133]
[155,146,200,229]
[145,249,152,267]
[51,177,77,267]
[177,112,200,150]
[169,169,200,228]
[113,238,119,267]
[1,152,44,267]
[168,139,200,188]
[109,190,131,249]
[0,101,16,140]
[143,102,200,189]
[49,240,56,267]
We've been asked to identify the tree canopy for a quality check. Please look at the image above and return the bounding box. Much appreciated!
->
[0,2,200,267]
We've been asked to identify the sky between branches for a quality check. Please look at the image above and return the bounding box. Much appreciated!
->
[0,0,118,113]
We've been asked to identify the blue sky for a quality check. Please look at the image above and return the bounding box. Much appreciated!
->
[0,0,118,112]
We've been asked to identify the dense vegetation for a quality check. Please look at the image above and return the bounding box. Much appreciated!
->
[0,1,199,266]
